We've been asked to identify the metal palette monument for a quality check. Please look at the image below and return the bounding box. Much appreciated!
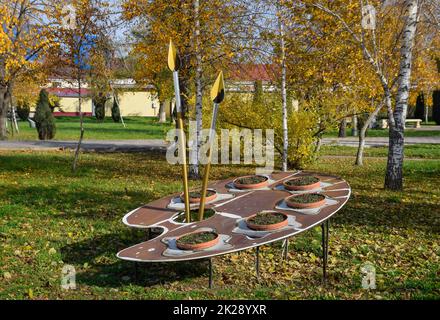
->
[117,41,351,287]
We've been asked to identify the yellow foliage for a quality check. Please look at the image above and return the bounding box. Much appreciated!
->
[0,1,55,84]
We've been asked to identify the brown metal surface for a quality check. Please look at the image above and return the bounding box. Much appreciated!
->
[117,171,351,262]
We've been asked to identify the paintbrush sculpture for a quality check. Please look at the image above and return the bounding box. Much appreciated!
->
[198,71,225,221]
[168,40,191,223]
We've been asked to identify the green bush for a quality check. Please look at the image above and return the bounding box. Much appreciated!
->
[216,92,319,169]
[286,110,318,168]
[111,97,120,123]
[16,101,30,121]
[34,89,56,140]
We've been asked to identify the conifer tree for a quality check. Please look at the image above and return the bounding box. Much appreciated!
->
[111,97,121,123]
[93,94,107,122]
[34,89,56,140]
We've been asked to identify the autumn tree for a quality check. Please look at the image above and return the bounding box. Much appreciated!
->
[123,0,252,178]
[89,38,114,122]
[290,0,440,189]
[13,74,43,121]
[278,0,377,166]
[50,0,113,171]
[0,0,55,139]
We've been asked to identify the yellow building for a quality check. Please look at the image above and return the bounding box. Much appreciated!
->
[45,65,290,118]
[46,79,168,117]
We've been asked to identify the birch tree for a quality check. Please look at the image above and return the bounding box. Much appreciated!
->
[292,0,439,190]
[240,0,292,171]
[50,0,113,172]
[385,0,419,190]
[277,2,289,172]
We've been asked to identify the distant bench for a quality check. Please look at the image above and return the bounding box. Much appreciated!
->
[28,118,36,128]
[379,119,422,129]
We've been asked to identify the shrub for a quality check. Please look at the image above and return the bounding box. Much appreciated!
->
[217,92,319,169]
[111,97,121,123]
[34,89,56,140]
[93,94,107,122]
[286,110,318,168]
[16,100,30,121]
[433,90,440,125]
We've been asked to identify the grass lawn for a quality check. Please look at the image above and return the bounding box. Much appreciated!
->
[323,128,440,138]
[10,117,172,141]
[0,151,439,299]
[320,144,440,159]
[9,116,439,141]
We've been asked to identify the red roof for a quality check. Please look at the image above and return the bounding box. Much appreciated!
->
[228,64,279,82]
[46,87,91,98]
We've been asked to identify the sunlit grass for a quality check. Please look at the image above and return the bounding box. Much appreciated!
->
[9,117,172,141]
[0,151,439,299]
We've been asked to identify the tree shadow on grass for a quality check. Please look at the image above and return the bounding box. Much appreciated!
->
[60,229,210,288]
[2,187,166,225]
[0,152,231,185]
[331,193,440,234]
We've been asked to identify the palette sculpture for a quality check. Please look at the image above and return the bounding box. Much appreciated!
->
[117,40,351,287]
[117,171,351,287]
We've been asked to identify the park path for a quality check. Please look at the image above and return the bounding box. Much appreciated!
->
[0,139,168,152]
[0,136,439,152]
[322,136,440,147]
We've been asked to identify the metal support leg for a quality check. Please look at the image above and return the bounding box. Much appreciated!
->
[321,220,329,284]
[255,247,260,279]
[282,238,289,261]
[146,228,151,241]
[208,258,213,289]
[134,262,138,282]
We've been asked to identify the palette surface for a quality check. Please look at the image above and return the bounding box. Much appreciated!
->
[117,171,351,262]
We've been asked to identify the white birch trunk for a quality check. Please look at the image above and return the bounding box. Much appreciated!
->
[158,101,167,123]
[425,104,428,123]
[8,89,19,134]
[73,76,84,172]
[278,4,288,172]
[352,115,358,137]
[385,0,419,190]
[190,0,202,179]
